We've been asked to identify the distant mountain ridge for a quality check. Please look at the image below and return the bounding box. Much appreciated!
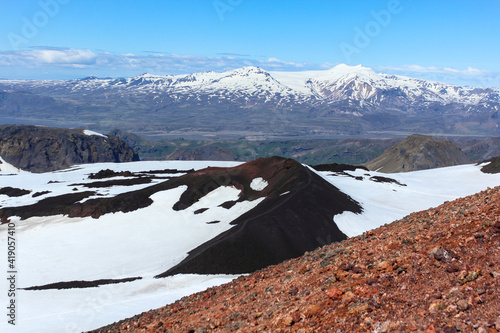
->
[364,134,468,173]
[1,64,499,138]
[5,64,498,106]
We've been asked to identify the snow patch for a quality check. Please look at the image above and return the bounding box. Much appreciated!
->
[0,156,24,173]
[83,129,107,138]
[323,164,500,237]
[250,177,268,191]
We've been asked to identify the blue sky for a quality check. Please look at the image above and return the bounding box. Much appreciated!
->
[0,0,499,87]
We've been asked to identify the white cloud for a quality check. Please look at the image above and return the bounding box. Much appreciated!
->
[0,48,313,78]
[34,49,97,65]
[267,57,281,62]
[377,64,500,88]
[380,64,490,76]
[0,48,97,68]
[1,48,499,88]
[266,57,306,69]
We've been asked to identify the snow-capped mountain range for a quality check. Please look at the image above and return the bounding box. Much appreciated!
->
[4,64,499,105]
[1,64,499,137]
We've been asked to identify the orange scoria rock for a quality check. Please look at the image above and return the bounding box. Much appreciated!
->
[90,186,500,333]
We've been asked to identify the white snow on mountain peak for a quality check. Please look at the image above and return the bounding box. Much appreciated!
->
[316,64,378,81]
[131,73,162,80]
[2,64,499,108]
[271,64,499,104]
[229,66,268,75]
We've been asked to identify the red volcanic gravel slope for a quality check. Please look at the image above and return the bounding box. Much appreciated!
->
[90,186,500,333]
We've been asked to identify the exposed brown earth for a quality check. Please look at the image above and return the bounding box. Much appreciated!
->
[91,186,500,333]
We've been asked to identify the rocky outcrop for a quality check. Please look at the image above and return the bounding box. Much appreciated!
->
[0,125,139,172]
[90,186,500,333]
[365,134,468,173]
[480,156,500,174]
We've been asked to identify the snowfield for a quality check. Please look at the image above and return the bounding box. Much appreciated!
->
[0,156,24,173]
[1,160,500,332]
[319,163,500,237]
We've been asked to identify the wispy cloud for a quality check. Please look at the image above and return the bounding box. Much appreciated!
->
[0,48,316,79]
[266,57,307,68]
[216,52,251,57]
[377,64,500,88]
[29,46,73,51]
[0,48,97,67]
[142,51,168,54]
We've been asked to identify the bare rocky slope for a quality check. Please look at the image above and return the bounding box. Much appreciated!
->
[364,134,468,173]
[0,124,139,172]
[90,185,500,333]
[455,137,500,163]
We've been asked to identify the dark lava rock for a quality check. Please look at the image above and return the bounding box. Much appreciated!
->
[32,190,51,198]
[21,276,142,290]
[369,176,407,186]
[311,163,368,172]
[0,125,139,172]
[0,186,31,197]
[88,169,135,179]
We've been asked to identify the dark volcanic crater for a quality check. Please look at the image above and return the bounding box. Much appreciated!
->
[156,157,362,275]
[1,156,362,275]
